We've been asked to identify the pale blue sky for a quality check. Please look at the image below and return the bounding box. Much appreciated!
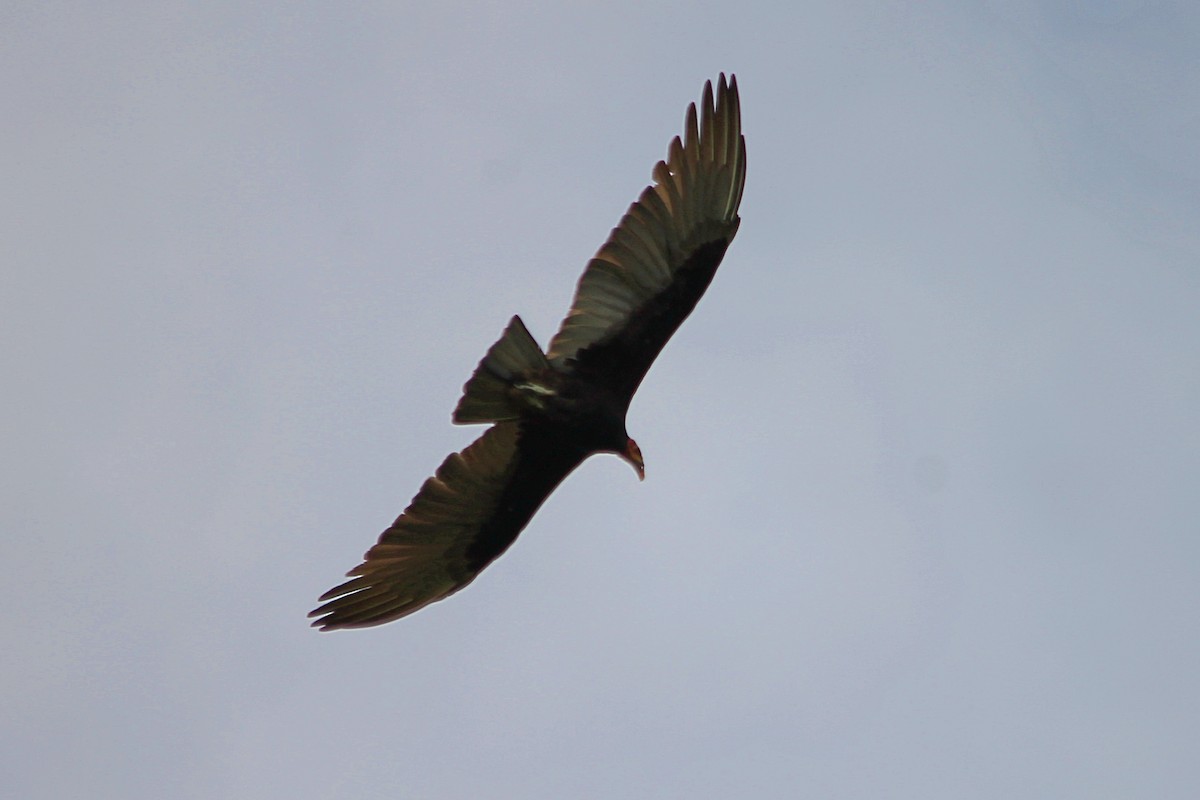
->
[5,2,1199,797]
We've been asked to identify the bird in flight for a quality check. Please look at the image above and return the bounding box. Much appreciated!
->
[311,74,746,630]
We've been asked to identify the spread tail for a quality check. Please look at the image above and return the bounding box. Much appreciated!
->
[453,315,550,424]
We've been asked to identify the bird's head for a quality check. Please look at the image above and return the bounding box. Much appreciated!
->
[622,436,645,481]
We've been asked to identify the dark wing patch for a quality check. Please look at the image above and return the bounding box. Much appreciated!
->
[546,74,746,373]
[309,423,521,630]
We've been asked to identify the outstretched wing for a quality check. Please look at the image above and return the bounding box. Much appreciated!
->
[546,74,746,402]
[310,422,583,630]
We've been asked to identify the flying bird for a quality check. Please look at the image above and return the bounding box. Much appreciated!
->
[311,74,746,630]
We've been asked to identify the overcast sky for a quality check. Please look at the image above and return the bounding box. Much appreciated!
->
[5,2,1199,798]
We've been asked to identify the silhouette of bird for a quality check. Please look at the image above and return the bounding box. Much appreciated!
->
[311,74,745,630]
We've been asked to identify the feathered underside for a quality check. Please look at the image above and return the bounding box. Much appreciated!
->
[311,75,746,630]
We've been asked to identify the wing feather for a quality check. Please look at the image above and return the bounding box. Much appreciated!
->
[309,423,522,630]
[547,74,745,369]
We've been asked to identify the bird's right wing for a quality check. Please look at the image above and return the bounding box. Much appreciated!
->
[310,423,523,630]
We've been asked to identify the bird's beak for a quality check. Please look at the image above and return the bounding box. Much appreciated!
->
[624,437,645,481]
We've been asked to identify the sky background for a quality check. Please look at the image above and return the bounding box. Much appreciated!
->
[4,2,1199,797]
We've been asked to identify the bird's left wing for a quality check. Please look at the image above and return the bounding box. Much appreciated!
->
[546,74,745,401]
[310,423,522,630]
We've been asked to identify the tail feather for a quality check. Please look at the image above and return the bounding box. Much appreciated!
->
[453,316,549,424]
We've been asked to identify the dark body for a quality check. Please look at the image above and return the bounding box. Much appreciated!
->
[461,401,620,574]
[311,76,745,630]
[466,236,732,568]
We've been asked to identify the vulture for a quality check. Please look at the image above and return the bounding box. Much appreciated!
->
[310,74,746,630]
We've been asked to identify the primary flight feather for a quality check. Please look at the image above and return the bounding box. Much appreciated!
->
[311,74,746,630]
